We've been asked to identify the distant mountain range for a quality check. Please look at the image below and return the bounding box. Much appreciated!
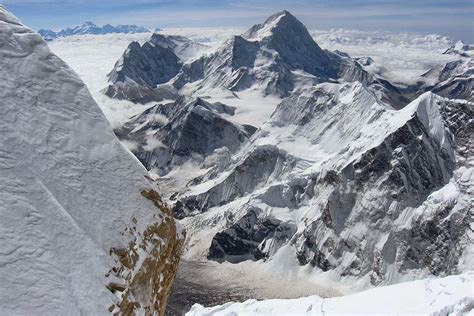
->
[38,21,157,41]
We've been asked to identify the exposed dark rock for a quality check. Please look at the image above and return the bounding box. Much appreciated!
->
[104,34,209,103]
[173,145,293,217]
[117,97,255,176]
[207,209,294,263]
[421,59,474,102]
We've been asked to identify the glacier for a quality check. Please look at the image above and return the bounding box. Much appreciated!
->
[187,272,474,315]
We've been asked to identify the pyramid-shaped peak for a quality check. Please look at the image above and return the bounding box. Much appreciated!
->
[243,10,307,41]
[264,10,297,23]
[238,10,333,78]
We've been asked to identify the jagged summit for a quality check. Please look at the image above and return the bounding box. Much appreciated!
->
[104,33,209,103]
[242,10,331,74]
[168,10,403,102]
[443,40,474,57]
[244,10,303,40]
[104,10,405,105]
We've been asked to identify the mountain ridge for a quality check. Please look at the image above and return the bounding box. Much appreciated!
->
[0,6,183,315]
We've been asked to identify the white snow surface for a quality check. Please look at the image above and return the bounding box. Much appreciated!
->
[187,272,474,316]
[0,6,180,315]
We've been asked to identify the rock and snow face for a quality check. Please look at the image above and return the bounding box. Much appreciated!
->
[115,97,256,177]
[187,272,474,315]
[444,40,474,58]
[173,82,473,288]
[104,33,210,103]
[104,10,473,291]
[418,39,474,102]
[105,10,406,108]
[0,6,184,315]
[38,21,149,41]
[172,11,406,107]
[421,59,474,102]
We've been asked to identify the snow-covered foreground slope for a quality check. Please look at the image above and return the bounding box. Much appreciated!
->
[187,272,474,315]
[0,6,183,315]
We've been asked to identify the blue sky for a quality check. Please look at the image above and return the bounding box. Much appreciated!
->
[4,0,474,42]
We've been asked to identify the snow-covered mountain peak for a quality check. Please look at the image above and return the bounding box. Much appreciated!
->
[83,21,97,27]
[104,10,406,109]
[242,10,329,65]
[244,10,301,40]
[443,40,474,58]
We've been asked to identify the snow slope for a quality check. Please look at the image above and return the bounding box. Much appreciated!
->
[0,6,183,315]
[187,272,474,315]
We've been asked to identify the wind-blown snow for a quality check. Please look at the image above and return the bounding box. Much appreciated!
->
[0,6,181,315]
[187,272,474,315]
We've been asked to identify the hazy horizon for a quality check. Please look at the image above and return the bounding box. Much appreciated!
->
[4,0,474,42]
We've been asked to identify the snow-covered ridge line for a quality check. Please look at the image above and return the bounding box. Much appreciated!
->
[173,80,472,289]
[187,272,474,315]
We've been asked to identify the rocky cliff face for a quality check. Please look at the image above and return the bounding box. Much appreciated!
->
[116,97,256,176]
[421,59,474,102]
[104,34,209,103]
[0,6,184,315]
[171,11,406,107]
